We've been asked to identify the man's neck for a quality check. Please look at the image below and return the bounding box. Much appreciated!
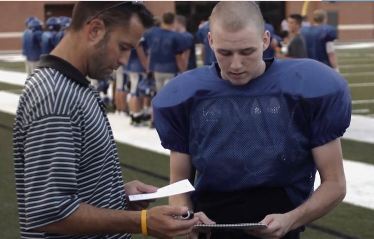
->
[50,32,88,76]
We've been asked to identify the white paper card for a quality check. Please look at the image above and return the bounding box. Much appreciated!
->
[128,179,195,201]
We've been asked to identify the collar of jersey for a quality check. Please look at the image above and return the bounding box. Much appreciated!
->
[39,54,90,87]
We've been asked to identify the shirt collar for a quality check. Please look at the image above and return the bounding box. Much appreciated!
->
[38,54,90,87]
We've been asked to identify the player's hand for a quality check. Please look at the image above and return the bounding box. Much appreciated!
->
[245,213,293,239]
[124,180,157,210]
[147,206,201,239]
[187,212,215,239]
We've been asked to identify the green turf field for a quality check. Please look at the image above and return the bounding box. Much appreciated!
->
[338,47,374,117]
[1,46,374,238]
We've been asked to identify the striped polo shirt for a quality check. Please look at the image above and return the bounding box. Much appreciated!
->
[13,55,130,239]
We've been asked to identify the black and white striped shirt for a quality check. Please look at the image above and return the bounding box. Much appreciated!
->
[13,55,130,239]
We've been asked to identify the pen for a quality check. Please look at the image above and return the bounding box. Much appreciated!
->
[175,210,194,220]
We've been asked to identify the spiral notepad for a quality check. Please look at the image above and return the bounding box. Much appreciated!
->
[194,223,267,230]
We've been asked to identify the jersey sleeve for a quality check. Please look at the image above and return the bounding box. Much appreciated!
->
[307,78,351,148]
[323,25,338,42]
[174,32,189,54]
[22,114,81,230]
[153,83,190,154]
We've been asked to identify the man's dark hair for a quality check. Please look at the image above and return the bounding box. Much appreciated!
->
[162,12,175,25]
[289,14,303,26]
[70,1,153,31]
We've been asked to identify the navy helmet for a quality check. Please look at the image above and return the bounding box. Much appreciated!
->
[46,17,61,31]
[59,16,72,30]
[27,19,42,31]
[25,16,38,27]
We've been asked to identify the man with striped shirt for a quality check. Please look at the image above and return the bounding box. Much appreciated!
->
[13,2,211,239]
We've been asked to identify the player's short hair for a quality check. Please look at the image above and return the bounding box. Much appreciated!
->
[162,12,175,25]
[209,1,265,34]
[176,15,187,27]
[313,9,327,24]
[70,1,153,32]
[289,14,303,26]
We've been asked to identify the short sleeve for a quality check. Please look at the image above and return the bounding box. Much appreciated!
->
[324,25,338,42]
[23,114,80,230]
[153,91,190,154]
[308,82,351,148]
[174,32,189,55]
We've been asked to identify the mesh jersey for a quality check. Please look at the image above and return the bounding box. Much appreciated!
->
[153,58,351,206]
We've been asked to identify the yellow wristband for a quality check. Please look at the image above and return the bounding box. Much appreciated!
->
[141,210,148,236]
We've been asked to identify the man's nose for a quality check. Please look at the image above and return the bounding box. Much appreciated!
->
[118,52,130,66]
[230,53,243,70]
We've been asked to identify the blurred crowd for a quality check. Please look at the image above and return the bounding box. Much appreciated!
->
[22,9,338,128]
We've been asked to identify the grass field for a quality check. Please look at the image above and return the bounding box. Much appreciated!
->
[338,48,374,117]
[1,46,374,238]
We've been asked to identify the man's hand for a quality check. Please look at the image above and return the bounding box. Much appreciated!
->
[124,180,158,210]
[147,206,201,239]
[187,212,215,239]
[246,213,294,239]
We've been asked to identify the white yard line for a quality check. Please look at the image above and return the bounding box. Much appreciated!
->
[0,54,25,62]
[336,42,374,50]
[352,109,370,114]
[352,99,374,105]
[0,70,26,86]
[340,63,374,68]
[342,72,374,77]
[349,82,374,88]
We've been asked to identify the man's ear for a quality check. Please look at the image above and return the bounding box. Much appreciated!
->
[85,18,106,45]
[262,30,271,51]
[208,31,214,50]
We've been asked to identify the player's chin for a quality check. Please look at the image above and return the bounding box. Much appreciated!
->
[229,77,250,86]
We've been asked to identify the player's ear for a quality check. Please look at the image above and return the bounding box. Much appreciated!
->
[208,31,214,50]
[262,30,271,51]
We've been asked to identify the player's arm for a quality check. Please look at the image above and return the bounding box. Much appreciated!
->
[182,49,191,70]
[249,138,345,238]
[288,138,346,228]
[176,53,188,73]
[169,151,194,209]
[326,41,339,71]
